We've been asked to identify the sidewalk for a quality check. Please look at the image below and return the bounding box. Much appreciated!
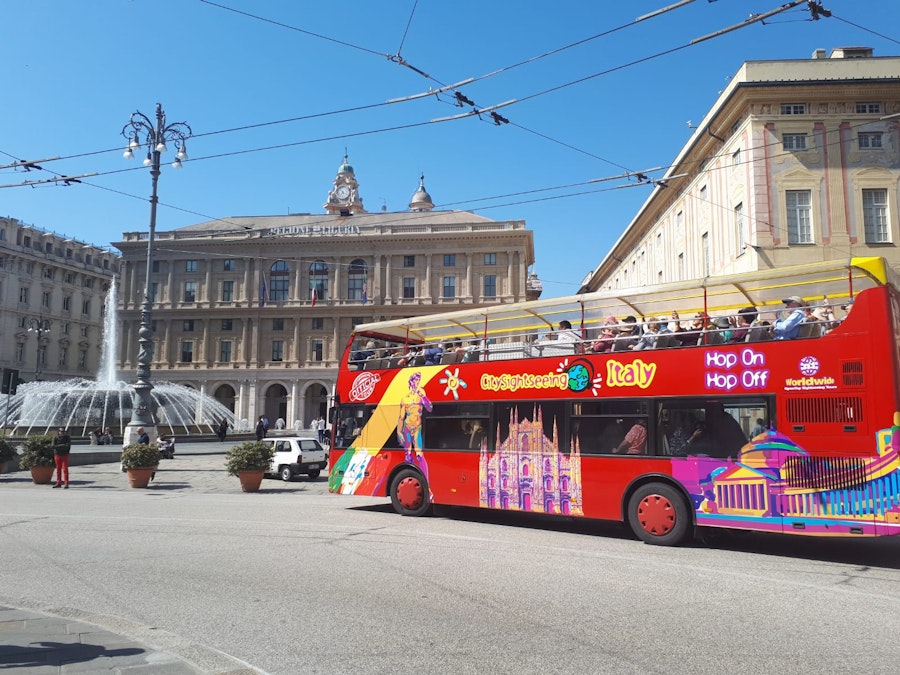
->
[1,452,326,672]
[0,604,256,673]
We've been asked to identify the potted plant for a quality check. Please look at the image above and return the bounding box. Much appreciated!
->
[225,441,274,492]
[0,438,17,475]
[121,442,161,488]
[18,435,56,484]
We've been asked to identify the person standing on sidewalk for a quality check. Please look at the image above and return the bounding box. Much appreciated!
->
[316,415,326,443]
[52,427,71,489]
[217,418,229,443]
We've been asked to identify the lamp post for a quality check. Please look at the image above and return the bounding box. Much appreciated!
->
[121,103,191,446]
[26,317,52,381]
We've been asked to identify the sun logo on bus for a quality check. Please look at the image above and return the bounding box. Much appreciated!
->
[439,367,468,400]
[557,358,603,396]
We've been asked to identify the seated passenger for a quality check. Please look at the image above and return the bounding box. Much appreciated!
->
[809,306,837,335]
[632,318,662,351]
[590,318,618,353]
[727,307,758,343]
[706,316,730,344]
[461,340,481,362]
[612,419,647,454]
[612,316,640,351]
[423,343,445,366]
[773,296,806,340]
[554,320,581,344]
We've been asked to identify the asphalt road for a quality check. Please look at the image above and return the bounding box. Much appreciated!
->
[1,454,899,674]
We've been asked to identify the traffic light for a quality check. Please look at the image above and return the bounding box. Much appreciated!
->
[1,368,19,395]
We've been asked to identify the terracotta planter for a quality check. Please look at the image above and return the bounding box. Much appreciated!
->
[237,470,265,492]
[126,466,157,488]
[30,465,55,485]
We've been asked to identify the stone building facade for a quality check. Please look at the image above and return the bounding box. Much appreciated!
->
[0,216,120,386]
[114,158,540,429]
[581,47,900,292]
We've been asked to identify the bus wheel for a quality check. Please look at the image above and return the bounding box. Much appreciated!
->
[390,469,431,517]
[627,483,690,546]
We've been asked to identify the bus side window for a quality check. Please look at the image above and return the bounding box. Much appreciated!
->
[571,417,627,454]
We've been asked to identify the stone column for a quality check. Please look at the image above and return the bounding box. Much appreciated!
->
[249,317,259,367]
[204,260,213,307]
[243,257,252,308]
[241,318,251,365]
[166,264,175,309]
[291,380,300,428]
[293,262,302,302]
[238,380,247,426]
[507,253,515,301]
[332,256,341,302]
[332,319,341,362]
[374,255,382,304]
[384,255,393,303]
[465,252,472,302]
[202,320,212,365]
[425,254,432,303]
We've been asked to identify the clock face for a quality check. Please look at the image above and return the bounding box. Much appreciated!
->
[336,185,350,200]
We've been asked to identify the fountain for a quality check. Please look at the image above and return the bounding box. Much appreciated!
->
[0,282,242,437]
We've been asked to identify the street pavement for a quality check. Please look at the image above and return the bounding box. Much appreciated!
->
[0,441,317,674]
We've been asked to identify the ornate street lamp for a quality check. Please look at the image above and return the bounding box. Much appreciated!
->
[121,103,191,445]
[26,317,52,381]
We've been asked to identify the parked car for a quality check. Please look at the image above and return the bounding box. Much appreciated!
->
[265,436,327,481]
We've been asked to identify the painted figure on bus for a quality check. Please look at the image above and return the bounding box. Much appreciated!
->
[397,371,433,470]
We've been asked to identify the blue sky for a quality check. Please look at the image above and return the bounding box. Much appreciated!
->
[2,0,899,298]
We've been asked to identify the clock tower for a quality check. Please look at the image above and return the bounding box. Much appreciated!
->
[324,153,366,216]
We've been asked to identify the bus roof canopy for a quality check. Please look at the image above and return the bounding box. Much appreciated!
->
[354,257,895,344]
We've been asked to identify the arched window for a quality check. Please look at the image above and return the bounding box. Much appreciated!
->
[309,260,328,302]
[269,261,290,302]
[348,258,367,301]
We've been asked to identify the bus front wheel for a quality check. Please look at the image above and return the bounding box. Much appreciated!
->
[627,483,690,546]
[390,469,432,517]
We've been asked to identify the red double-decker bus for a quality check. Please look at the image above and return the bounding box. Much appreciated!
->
[328,257,900,545]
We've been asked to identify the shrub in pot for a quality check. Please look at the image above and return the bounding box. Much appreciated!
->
[0,438,17,474]
[121,442,161,488]
[19,435,56,484]
[225,441,274,492]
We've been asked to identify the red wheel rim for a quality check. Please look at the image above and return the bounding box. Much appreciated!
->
[396,476,424,510]
[637,494,675,536]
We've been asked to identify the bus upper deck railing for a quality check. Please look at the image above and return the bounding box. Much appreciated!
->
[343,257,891,370]
[347,301,853,370]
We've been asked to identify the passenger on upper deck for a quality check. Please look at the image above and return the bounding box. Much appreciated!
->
[727,307,758,343]
[589,318,618,353]
[555,320,581,343]
[612,316,640,351]
[773,296,806,340]
[632,317,662,351]
[462,340,481,363]
[423,343,445,366]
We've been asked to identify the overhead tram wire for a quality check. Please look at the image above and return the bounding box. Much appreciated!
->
[194,0,704,175]
[1,1,830,178]
[831,13,900,46]
[393,0,420,62]
[196,0,386,58]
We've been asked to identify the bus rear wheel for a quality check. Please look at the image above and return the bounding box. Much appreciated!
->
[390,469,431,517]
[627,483,690,546]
